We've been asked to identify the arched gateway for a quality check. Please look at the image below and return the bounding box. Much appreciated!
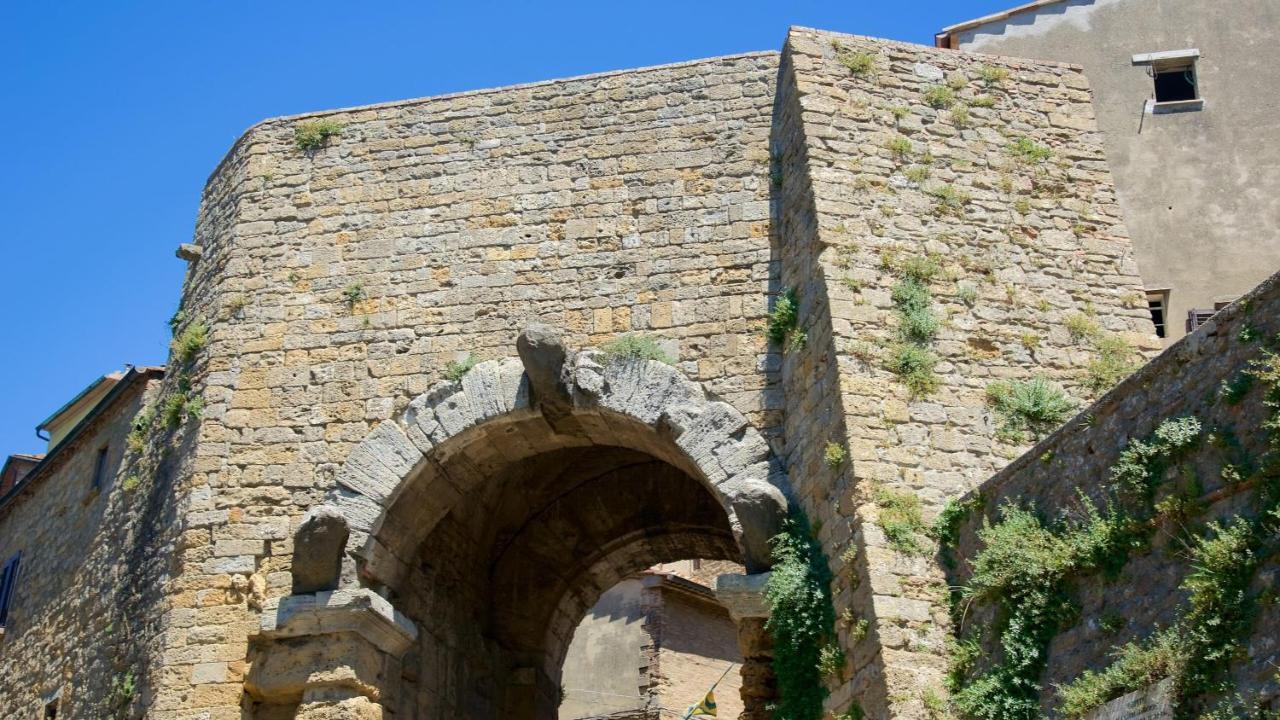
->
[244,326,789,720]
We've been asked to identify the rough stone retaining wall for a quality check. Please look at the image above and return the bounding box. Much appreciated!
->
[948,271,1280,715]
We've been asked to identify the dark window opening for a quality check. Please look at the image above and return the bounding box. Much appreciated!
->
[45,701,59,719]
[92,446,109,491]
[1147,293,1167,338]
[1154,63,1197,103]
[0,552,21,628]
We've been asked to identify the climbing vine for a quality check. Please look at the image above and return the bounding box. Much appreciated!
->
[765,510,838,720]
[948,336,1280,719]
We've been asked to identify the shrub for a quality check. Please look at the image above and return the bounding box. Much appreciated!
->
[600,334,674,365]
[443,354,478,383]
[818,642,847,678]
[923,85,956,109]
[294,118,344,151]
[968,95,996,108]
[1065,312,1100,342]
[957,284,978,306]
[874,485,928,556]
[888,105,911,120]
[766,288,805,352]
[898,255,942,283]
[171,321,208,365]
[824,442,847,468]
[162,390,201,429]
[1008,137,1053,164]
[121,475,141,492]
[899,304,940,344]
[950,106,972,128]
[986,377,1075,441]
[886,343,939,397]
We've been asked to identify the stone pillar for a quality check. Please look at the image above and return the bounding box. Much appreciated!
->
[716,573,776,720]
[246,589,417,718]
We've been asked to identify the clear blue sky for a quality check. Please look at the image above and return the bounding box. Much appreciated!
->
[0,1,1015,456]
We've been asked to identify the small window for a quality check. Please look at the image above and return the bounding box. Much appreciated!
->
[1153,61,1197,103]
[45,700,59,719]
[1187,308,1217,332]
[1132,49,1202,112]
[92,446,109,491]
[0,552,21,628]
[1147,291,1168,338]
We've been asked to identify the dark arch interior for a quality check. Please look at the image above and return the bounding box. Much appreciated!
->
[387,442,742,720]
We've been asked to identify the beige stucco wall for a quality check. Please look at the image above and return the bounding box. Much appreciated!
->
[949,0,1280,343]
[560,579,650,719]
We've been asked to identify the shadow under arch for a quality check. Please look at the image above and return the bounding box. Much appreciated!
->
[268,327,791,720]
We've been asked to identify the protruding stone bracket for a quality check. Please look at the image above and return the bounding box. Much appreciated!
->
[715,572,772,622]
[258,588,418,657]
[176,243,204,262]
[245,590,418,710]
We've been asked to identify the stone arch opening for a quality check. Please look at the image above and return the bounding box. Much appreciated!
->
[254,326,788,720]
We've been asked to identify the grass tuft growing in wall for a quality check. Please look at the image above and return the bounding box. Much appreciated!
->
[443,354,479,383]
[600,334,675,365]
[874,485,928,556]
[923,85,956,109]
[294,118,345,151]
[766,288,806,352]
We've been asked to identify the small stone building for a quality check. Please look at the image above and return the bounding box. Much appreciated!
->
[559,560,745,720]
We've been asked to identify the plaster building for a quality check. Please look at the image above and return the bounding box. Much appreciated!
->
[936,0,1280,343]
[559,560,745,720]
[0,22,1276,720]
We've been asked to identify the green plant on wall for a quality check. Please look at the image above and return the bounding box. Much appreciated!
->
[884,254,943,397]
[766,287,807,352]
[601,334,675,365]
[295,118,345,151]
[443,354,479,383]
[765,510,837,720]
[874,485,928,556]
[985,377,1075,442]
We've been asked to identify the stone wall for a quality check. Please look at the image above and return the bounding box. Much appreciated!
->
[0,370,173,718]
[947,269,1280,716]
[773,27,1157,718]
[167,51,782,720]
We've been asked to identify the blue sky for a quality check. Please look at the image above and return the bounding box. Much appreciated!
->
[0,1,1017,456]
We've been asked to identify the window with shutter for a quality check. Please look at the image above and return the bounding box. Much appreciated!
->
[0,552,20,628]
[1186,308,1217,332]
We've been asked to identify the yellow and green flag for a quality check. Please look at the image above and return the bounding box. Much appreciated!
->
[687,690,717,718]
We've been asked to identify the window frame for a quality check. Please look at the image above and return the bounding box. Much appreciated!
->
[92,445,110,492]
[0,552,22,630]
[1132,49,1204,114]
[1146,290,1169,339]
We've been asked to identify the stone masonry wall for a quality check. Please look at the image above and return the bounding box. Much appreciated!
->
[162,53,782,719]
[773,27,1159,719]
[948,270,1280,716]
[0,373,173,718]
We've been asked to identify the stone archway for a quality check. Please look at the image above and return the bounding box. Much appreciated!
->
[247,326,788,720]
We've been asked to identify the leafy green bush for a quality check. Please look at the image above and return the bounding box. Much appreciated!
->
[443,354,478,383]
[765,511,836,720]
[824,442,847,468]
[835,44,876,75]
[766,288,806,352]
[986,377,1075,441]
[295,118,345,151]
[886,342,939,397]
[1085,335,1139,394]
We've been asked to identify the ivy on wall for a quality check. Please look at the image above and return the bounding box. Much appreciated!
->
[765,510,838,720]
[945,339,1280,720]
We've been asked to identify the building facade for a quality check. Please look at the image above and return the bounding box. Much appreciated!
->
[937,0,1280,344]
[2,21,1270,720]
